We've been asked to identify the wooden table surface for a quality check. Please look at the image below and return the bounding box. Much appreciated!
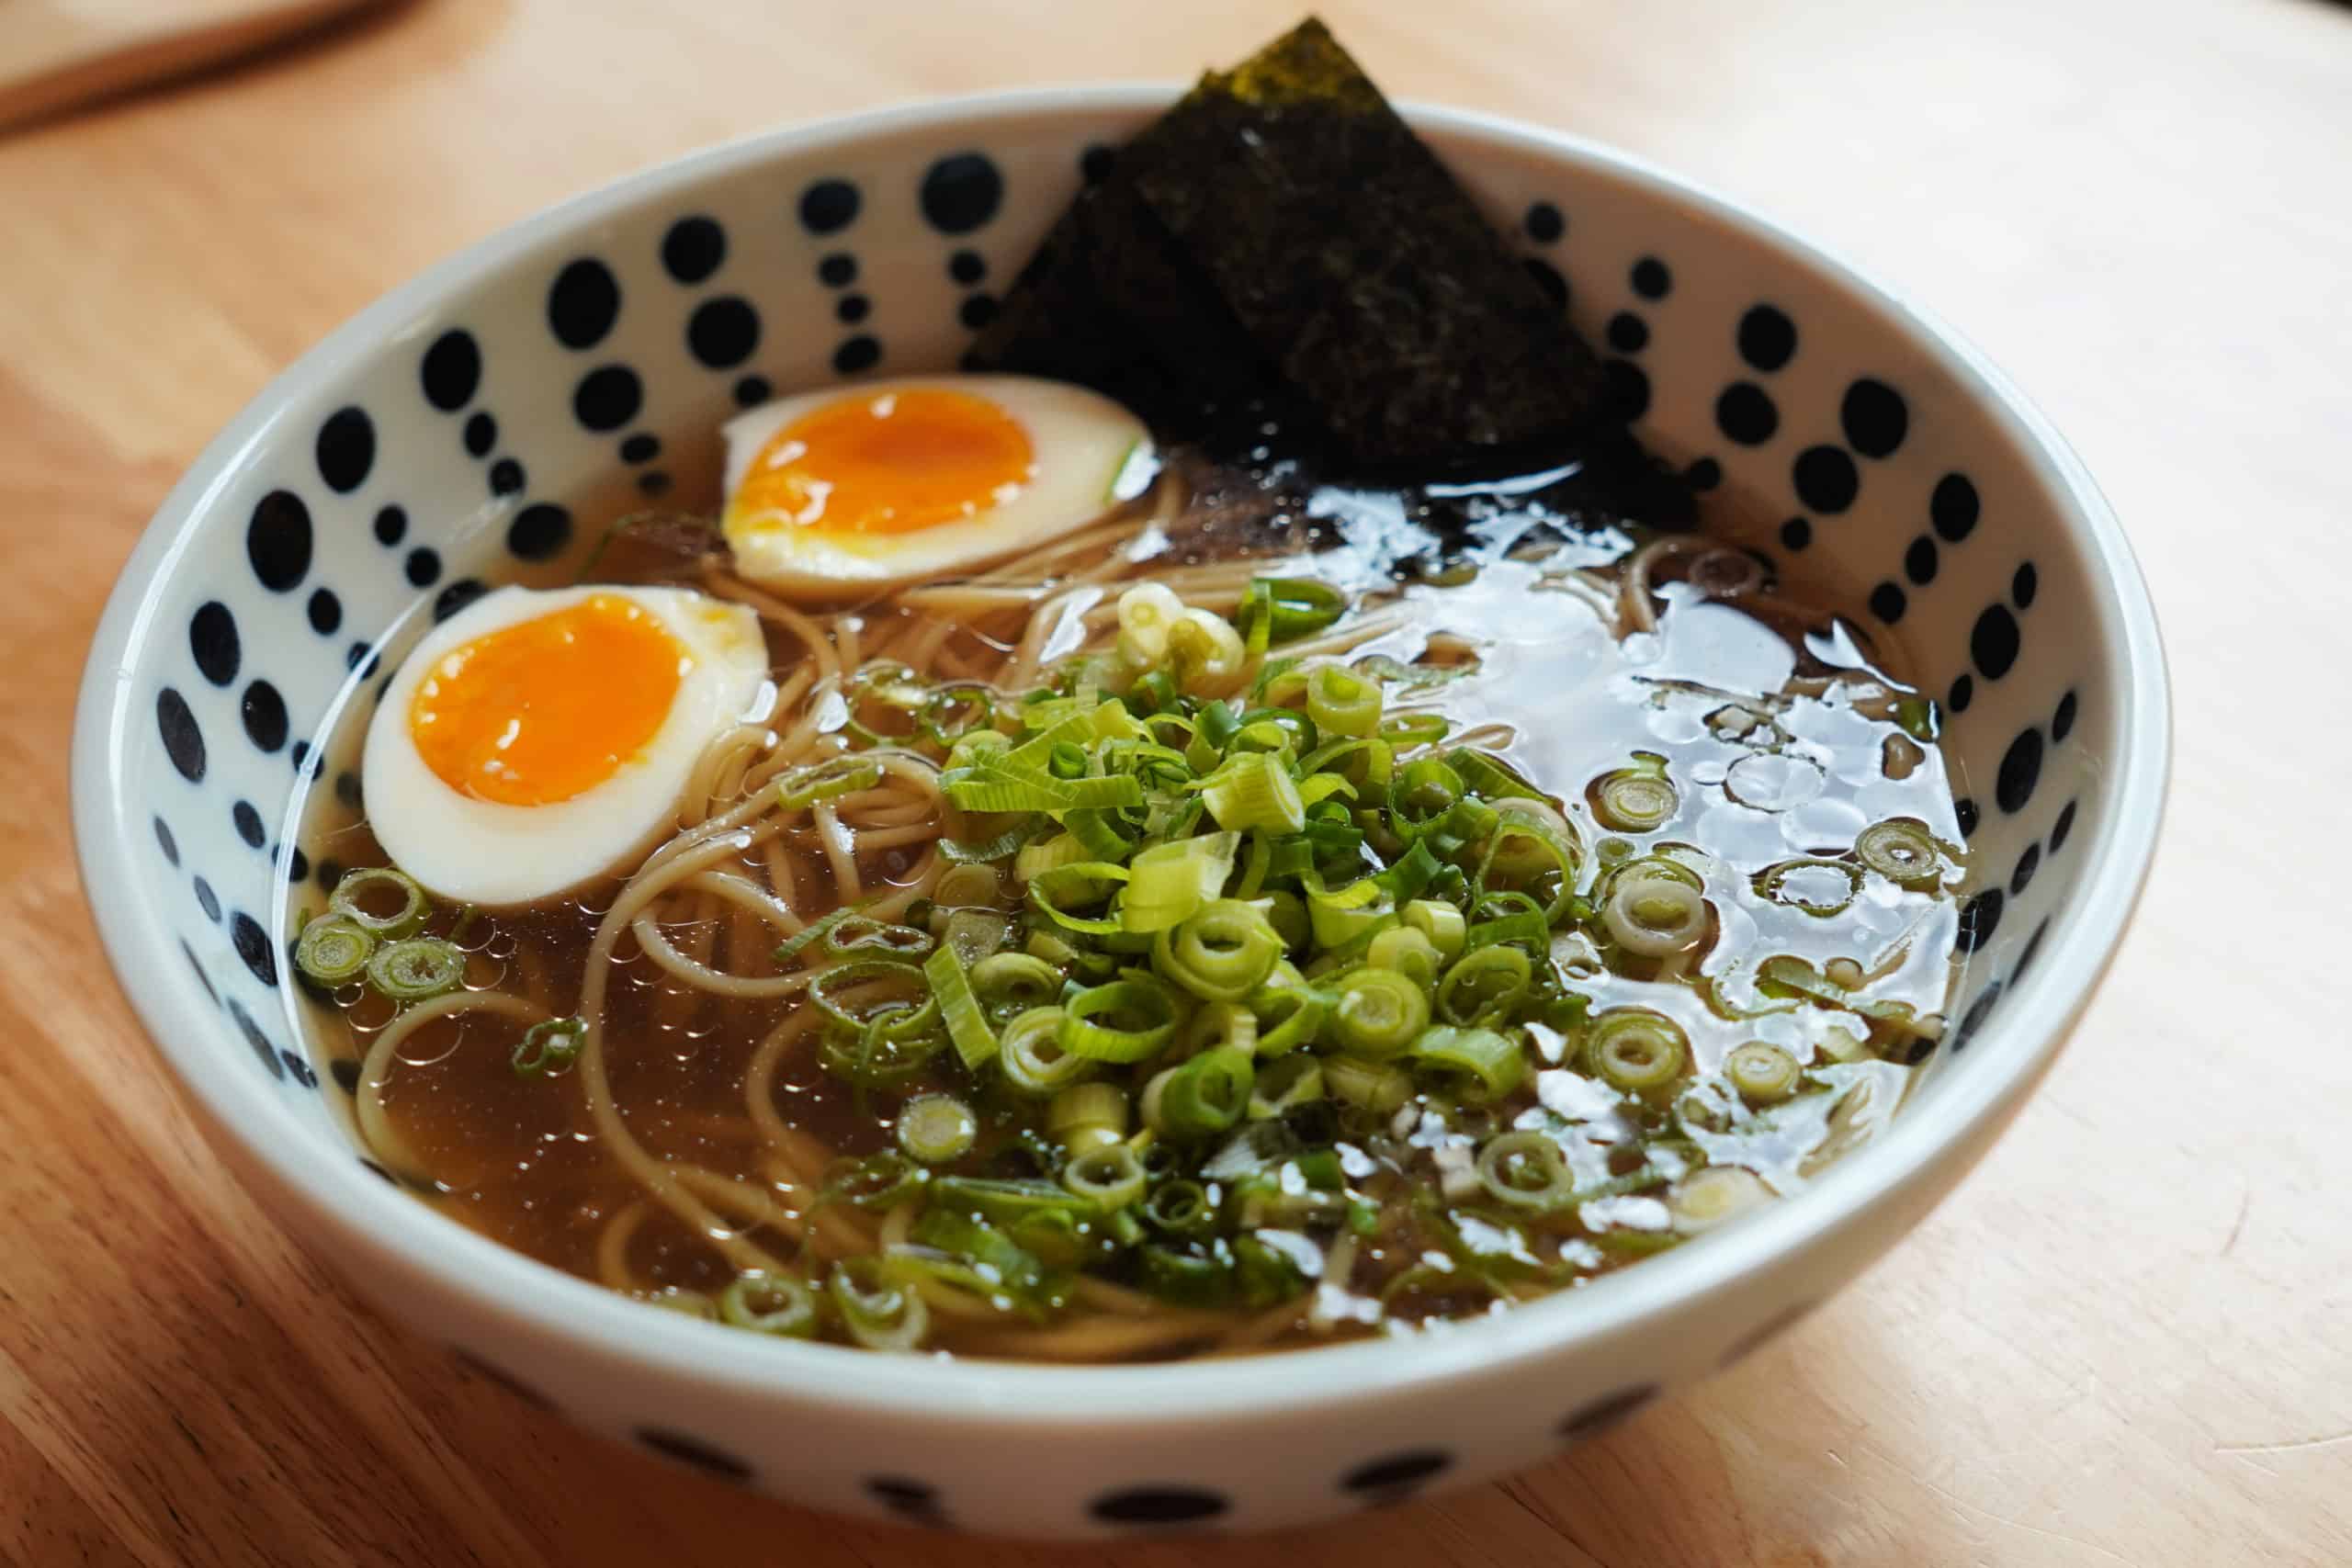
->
[6,1,2349,1562]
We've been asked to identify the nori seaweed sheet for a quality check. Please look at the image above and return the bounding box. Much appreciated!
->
[966,18,1627,479]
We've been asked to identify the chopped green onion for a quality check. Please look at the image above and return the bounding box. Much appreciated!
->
[778,758,885,811]
[328,866,430,940]
[1445,747,1544,802]
[971,952,1063,1012]
[1306,874,1396,949]
[824,915,934,957]
[1116,582,1185,668]
[1142,1179,1218,1235]
[718,1270,819,1337]
[1026,860,1130,936]
[1403,898,1468,959]
[1154,898,1283,1001]
[1168,608,1247,694]
[1330,968,1431,1058]
[295,916,375,985]
[1121,831,1239,932]
[1137,1244,1233,1307]
[828,1257,930,1351]
[819,1018,947,1089]
[1325,1055,1414,1112]
[1061,1143,1147,1209]
[1601,875,1710,957]
[1381,712,1452,748]
[1409,1024,1526,1102]
[1366,925,1442,989]
[1724,1041,1803,1104]
[1199,752,1306,835]
[1754,858,1862,917]
[1249,1055,1326,1120]
[998,1007,1092,1097]
[1475,1130,1577,1212]
[1306,665,1384,739]
[1014,830,1090,884]
[1150,1045,1254,1139]
[933,862,1004,908]
[922,941,998,1070]
[809,958,938,1038]
[1586,1009,1689,1098]
[1435,946,1532,1024]
[1047,1082,1130,1153]
[1244,577,1348,644]
[511,1016,585,1077]
[942,818,1039,864]
[896,1093,979,1163]
[823,1149,929,1209]
[1669,1166,1772,1233]
[1059,978,1182,1062]
[1856,818,1944,890]
[1591,753,1678,833]
[366,936,465,1002]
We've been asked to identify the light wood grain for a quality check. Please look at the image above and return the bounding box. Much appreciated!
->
[5,1,2350,1563]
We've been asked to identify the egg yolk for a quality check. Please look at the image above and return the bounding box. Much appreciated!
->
[733,388,1035,536]
[409,594,688,807]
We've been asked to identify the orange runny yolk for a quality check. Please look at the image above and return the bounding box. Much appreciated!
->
[733,388,1035,536]
[408,594,688,807]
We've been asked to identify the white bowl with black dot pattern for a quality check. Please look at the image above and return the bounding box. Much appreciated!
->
[71,87,2166,1537]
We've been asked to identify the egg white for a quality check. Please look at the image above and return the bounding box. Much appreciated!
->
[361,584,772,907]
[719,374,1154,595]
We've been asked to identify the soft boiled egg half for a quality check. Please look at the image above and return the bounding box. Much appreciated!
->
[363,585,771,906]
[719,374,1154,594]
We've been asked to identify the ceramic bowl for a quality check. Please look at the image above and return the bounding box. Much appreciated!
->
[72,86,2166,1536]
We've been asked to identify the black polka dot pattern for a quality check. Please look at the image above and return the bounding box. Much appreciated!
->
[232,800,265,848]
[921,152,1004,234]
[833,336,881,375]
[1715,382,1777,445]
[1779,517,1812,551]
[687,297,761,368]
[346,642,378,675]
[572,366,643,432]
[798,177,860,234]
[619,434,660,464]
[283,845,309,883]
[193,876,220,921]
[1737,305,1795,370]
[1559,1383,1659,1440]
[406,547,441,587]
[182,942,217,1000]
[1838,378,1907,457]
[948,249,986,285]
[231,912,277,987]
[435,580,490,622]
[190,602,240,685]
[639,472,673,496]
[507,503,571,561]
[1956,797,1981,838]
[1606,312,1648,353]
[635,1428,752,1483]
[1956,888,2003,953]
[281,1051,319,1089]
[330,1058,362,1094]
[2052,799,2078,852]
[1904,536,1939,585]
[1792,446,1859,513]
[153,817,178,865]
[1524,200,1565,243]
[1522,256,1569,309]
[420,329,481,412]
[2010,843,2041,895]
[488,457,525,496]
[315,407,375,493]
[732,375,771,408]
[373,505,405,545]
[1930,474,1979,540]
[2018,919,2052,976]
[2052,690,2078,742]
[1869,582,1906,624]
[957,295,998,330]
[1948,673,1974,714]
[242,681,288,752]
[836,294,871,324]
[228,999,284,1077]
[1090,1487,1228,1527]
[1630,256,1670,299]
[661,216,726,284]
[1952,981,2003,1052]
[819,252,857,287]
[1972,605,2021,681]
[157,689,205,781]
[547,257,622,349]
[464,412,497,457]
[450,1348,556,1409]
[1997,728,2043,814]
[2012,561,2040,609]
[247,491,311,592]
[1685,457,1722,491]
[1341,1450,1452,1504]
[1602,358,1649,422]
[307,588,342,635]
[864,1476,946,1526]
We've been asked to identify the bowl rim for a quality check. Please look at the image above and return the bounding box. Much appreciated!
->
[72,83,2170,1426]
